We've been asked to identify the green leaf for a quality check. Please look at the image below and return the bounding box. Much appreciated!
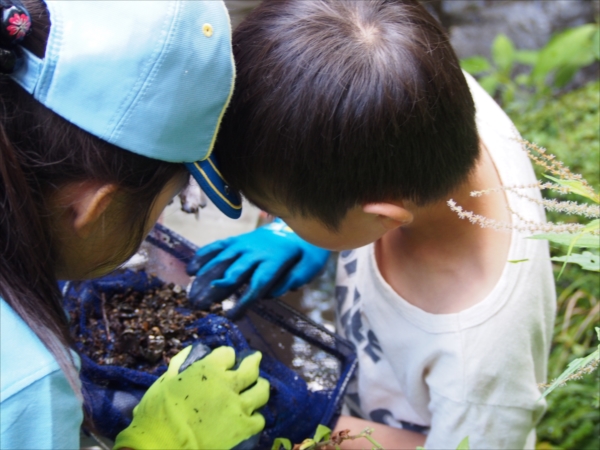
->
[593,28,600,60]
[491,34,515,76]
[561,220,599,278]
[313,424,331,443]
[299,439,315,450]
[501,82,516,104]
[514,49,539,66]
[552,251,600,272]
[514,73,529,86]
[582,220,600,233]
[272,438,292,450]
[554,64,580,88]
[530,221,599,277]
[531,24,597,86]
[529,233,600,249]
[508,258,530,264]
[539,347,600,399]
[543,175,600,203]
[566,220,600,253]
[460,56,492,75]
[457,436,471,450]
[478,74,499,96]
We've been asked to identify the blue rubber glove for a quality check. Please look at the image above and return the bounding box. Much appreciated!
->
[186,219,330,317]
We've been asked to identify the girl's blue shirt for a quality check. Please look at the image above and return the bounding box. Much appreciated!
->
[0,297,82,448]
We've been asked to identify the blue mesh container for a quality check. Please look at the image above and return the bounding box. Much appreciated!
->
[64,223,356,447]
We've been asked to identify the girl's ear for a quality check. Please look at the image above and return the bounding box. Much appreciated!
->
[58,182,119,238]
[362,201,413,230]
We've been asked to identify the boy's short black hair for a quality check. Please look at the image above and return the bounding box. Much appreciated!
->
[215,0,480,229]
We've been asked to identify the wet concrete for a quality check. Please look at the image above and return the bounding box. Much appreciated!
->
[162,197,262,248]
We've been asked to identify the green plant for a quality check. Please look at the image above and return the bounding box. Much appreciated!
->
[520,143,600,276]
[461,24,599,106]
[461,33,521,104]
[523,157,599,410]
[528,25,599,92]
[509,80,600,189]
[539,328,599,399]
[536,265,599,449]
[272,425,384,450]
[417,436,470,450]
[510,87,599,450]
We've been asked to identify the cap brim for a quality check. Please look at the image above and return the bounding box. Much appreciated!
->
[185,155,242,219]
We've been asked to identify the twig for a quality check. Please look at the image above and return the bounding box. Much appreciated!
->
[101,293,112,342]
[299,428,384,450]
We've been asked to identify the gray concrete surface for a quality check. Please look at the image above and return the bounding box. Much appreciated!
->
[162,196,262,248]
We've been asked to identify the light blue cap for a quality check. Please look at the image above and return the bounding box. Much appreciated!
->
[9,0,242,218]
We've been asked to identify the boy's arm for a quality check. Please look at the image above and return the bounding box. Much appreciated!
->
[334,416,426,450]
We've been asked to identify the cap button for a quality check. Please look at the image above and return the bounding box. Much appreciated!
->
[202,23,213,38]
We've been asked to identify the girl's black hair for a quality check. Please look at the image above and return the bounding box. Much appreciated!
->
[215,0,480,229]
[0,0,185,407]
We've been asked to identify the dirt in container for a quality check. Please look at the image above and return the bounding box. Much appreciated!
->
[70,283,223,373]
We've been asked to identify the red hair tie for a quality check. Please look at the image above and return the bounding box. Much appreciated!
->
[0,0,31,73]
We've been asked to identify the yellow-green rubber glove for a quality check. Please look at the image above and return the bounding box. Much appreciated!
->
[113,345,269,449]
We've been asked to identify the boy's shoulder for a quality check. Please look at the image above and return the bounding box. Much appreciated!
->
[464,71,537,186]
[338,235,553,327]
[463,71,516,133]
[370,74,546,314]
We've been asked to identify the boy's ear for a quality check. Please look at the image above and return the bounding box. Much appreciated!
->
[60,182,119,238]
[362,201,413,230]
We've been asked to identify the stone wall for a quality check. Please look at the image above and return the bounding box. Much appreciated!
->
[423,0,598,59]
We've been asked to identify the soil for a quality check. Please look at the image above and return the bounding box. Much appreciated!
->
[71,282,224,373]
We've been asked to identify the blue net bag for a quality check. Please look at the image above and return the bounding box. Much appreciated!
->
[64,224,356,447]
